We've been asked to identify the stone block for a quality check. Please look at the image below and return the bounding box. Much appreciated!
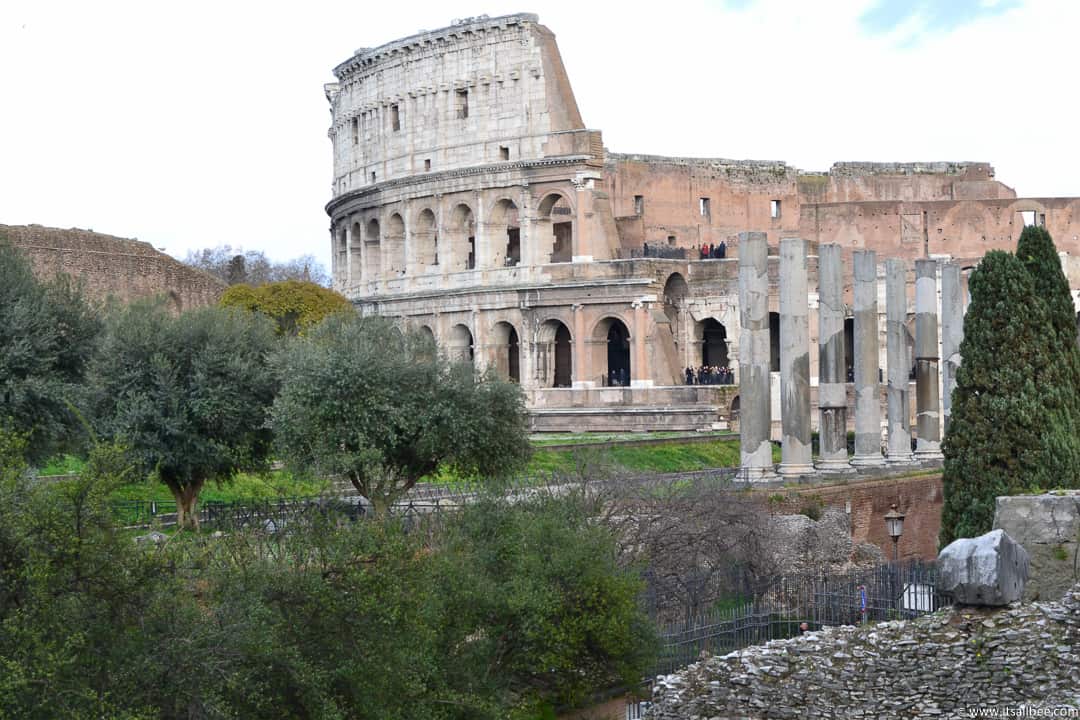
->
[993,492,1080,601]
[938,529,1030,606]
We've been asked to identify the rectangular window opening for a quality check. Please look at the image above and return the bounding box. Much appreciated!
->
[351,117,358,145]
[1039,212,1046,227]
[370,171,376,184]
[770,199,781,219]
[699,197,710,217]
[391,104,400,132]
[455,89,469,119]
[634,195,644,215]
[1020,210,1036,226]
[667,235,676,245]
[424,158,431,171]
[499,145,510,161]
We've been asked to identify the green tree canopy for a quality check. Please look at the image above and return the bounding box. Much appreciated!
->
[273,314,532,514]
[940,250,1073,545]
[0,240,101,463]
[90,302,279,527]
[220,279,352,335]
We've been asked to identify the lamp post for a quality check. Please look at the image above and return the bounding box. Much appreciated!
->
[884,503,905,564]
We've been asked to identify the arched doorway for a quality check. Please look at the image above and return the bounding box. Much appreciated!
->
[364,218,381,281]
[416,325,437,361]
[595,317,631,386]
[490,199,521,267]
[537,193,573,263]
[769,311,780,372]
[449,204,476,271]
[537,319,572,388]
[413,208,438,271]
[448,324,474,364]
[491,321,521,383]
[385,213,406,277]
[350,220,364,282]
[699,318,728,368]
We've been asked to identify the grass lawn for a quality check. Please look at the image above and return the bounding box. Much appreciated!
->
[108,470,331,504]
[526,439,777,476]
[529,430,735,448]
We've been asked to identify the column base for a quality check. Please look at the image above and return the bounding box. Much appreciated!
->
[778,463,816,477]
[850,454,886,467]
[738,466,779,483]
[915,444,944,460]
[886,453,916,464]
[816,459,856,473]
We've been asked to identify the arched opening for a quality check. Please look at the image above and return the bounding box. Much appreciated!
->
[413,208,438,270]
[700,318,729,369]
[448,324,474,364]
[415,324,437,361]
[490,199,521,267]
[844,317,855,382]
[491,321,521,383]
[729,395,741,431]
[335,225,347,281]
[537,319,573,388]
[594,317,631,387]
[447,203,476,271]
[364,218,381,281]
[350,220,364,282]
[385,213,406,277]
[538,193,573,263]
[769,311,780,372]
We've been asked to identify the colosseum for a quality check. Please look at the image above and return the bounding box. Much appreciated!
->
[324,13,1080,433]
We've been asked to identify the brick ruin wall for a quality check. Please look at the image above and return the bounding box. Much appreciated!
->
[647,584,1080,719]
[764,473,945,563]
[1,224,225,311]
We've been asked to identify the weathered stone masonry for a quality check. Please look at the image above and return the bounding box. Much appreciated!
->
[647,584,1080,719]
[3,224,225,311]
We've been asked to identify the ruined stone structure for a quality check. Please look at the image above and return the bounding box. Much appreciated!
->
[647,584,1080,719]
[2,224,225,311]
[325,13,1080,433]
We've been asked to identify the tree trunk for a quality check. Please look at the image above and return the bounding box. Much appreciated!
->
[167,478,206,530]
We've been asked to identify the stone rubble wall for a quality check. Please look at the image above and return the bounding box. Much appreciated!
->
[647,584,1080,719]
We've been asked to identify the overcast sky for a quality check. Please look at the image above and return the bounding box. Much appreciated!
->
[2,0,1075,270]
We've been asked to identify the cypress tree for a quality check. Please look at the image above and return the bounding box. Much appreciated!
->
[940,251,1061,545]
[1015,225,1080,487]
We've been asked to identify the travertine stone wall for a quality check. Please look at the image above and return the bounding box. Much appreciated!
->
[648,584,1080,719]
[2,224,224,311]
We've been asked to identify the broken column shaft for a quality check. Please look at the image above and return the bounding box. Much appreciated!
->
[915,258,943,458]
[940,262,964,434]
[737,231,777,481]
[778,237,813,476]
[886,258,914,463]
[852,250,884,466]
[816,244,849,470]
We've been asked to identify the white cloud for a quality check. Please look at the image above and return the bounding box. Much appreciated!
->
[0,0,1076,272]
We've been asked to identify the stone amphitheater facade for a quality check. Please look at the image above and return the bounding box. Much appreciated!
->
[3,224,225,312]
[325,13,1080,432]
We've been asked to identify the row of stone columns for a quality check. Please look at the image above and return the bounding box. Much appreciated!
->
[737,234,963,481]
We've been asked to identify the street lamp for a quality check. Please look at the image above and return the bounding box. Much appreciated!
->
[884,503,905,563]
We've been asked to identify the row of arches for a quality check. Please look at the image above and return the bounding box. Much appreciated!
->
[419,315,636,388]
[335,192,575,285]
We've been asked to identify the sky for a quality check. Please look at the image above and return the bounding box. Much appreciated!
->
[2,0,1077,271]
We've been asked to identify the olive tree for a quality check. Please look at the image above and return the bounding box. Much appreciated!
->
[272,315,532,514]
[90,302,278,527]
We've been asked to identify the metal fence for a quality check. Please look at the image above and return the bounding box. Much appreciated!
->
[650,560,949,677]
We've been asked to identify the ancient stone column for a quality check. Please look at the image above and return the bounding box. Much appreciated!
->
[816,244,850,471]
[886,258,914,463]
[940,262,964,434]
[851,250,885,466]
[738,231,777,481]
[778,238,813,476]
[914,258,943,459]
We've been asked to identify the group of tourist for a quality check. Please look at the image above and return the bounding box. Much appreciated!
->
[699,242,727,259]
[607,368,630,387]
[684,365,735,385]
